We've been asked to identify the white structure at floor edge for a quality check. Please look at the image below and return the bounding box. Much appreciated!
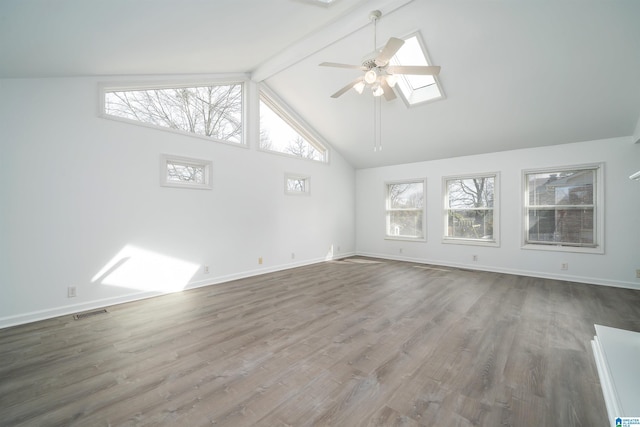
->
[591,324,640,427]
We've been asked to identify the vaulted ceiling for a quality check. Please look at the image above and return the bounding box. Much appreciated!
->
[2,0,640,168]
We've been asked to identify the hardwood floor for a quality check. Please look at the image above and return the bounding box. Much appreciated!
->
[1,258,639,426]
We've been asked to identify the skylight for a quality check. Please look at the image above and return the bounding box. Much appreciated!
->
[391,33,443,106]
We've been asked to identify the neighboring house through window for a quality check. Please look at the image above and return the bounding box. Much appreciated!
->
[523,164,603,253]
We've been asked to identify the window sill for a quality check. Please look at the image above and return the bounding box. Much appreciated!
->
[521,243,604,254]
[385,236,426,242]
[442,238,499,248]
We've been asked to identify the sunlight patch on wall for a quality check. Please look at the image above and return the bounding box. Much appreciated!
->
[325,244,335,261]
[92,245,199,293]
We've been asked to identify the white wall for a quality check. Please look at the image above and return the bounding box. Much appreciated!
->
[0,77,356,328]
[356,137,640,289]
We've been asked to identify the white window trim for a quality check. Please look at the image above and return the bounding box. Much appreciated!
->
[259,84,330,163]
[284,173,311,196]
[98,77,249,148]
[385,178,427,242]
[160,154,213,190]
[521,163,604,254]
[442,172,500,247]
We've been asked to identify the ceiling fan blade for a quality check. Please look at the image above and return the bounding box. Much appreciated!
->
[375,37,405,67]
[320,62,366,71]
[386,65,441,75]
[380,79,397,101]
[330,77,364,98]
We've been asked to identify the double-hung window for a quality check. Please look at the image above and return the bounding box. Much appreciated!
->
[385,179,426,240]
[444,173,498,246]
[523,164,604,253]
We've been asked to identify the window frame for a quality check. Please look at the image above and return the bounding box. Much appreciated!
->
[390,31,445,108]
[442,172,500,247]
[159,154,213,190]
[385,178,427,242]
[258,85,329,163]
[522,163,604,254]
[99,78,249,147]
[284,173,311,196]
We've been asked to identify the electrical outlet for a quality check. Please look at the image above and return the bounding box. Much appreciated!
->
[636,269,640,278]
[67,286,77,298]
[561,263,569,270]
[399,248,403,254]
[472,255,478,262]
[258,257,263,265]
[337,246,340,252]
[291,252,295,259]
[203,265,209,274]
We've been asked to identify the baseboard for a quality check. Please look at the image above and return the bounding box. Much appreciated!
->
[0,251,356,330]
[355,251,640,290]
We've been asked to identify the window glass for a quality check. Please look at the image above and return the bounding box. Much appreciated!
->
[390,34,443,106]
[525,168,598,247]
[104,83,243,143]
[444,175,497,244]
[160,154,212,190]
[386,180,425,240]
[285,174,310,195]
[260,93,327,162]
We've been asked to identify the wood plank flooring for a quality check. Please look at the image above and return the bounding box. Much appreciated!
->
[1,258,639,426]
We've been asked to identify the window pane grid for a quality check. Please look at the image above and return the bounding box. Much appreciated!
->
[524,166,599,249]
[444,175,497,243]
[386,180,425,240]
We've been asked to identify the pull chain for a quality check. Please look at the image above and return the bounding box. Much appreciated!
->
[373,97,382,152]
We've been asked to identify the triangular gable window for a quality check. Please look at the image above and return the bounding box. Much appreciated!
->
[259,89,328,163]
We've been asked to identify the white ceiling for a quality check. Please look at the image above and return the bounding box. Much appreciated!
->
[2,0,640,169]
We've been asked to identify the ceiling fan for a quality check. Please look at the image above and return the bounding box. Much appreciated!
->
[320,10,441,101]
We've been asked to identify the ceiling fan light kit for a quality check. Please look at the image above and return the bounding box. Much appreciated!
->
[318,9,442,152]
[320,10,441,101]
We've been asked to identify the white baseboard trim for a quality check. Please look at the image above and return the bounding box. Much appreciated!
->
[0,251,355,330]
[355,251,640,290]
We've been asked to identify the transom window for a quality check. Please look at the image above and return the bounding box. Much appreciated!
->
[390,33,443,106]
[285,174,310,195]
[160,154,212,190]
[385,179,426,240]
[102,82,244,144]
[523,164,604,253]
[259,89,328,162]
[444,174,498,246]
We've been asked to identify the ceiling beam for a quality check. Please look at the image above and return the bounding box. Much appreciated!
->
[250,0,414,82]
